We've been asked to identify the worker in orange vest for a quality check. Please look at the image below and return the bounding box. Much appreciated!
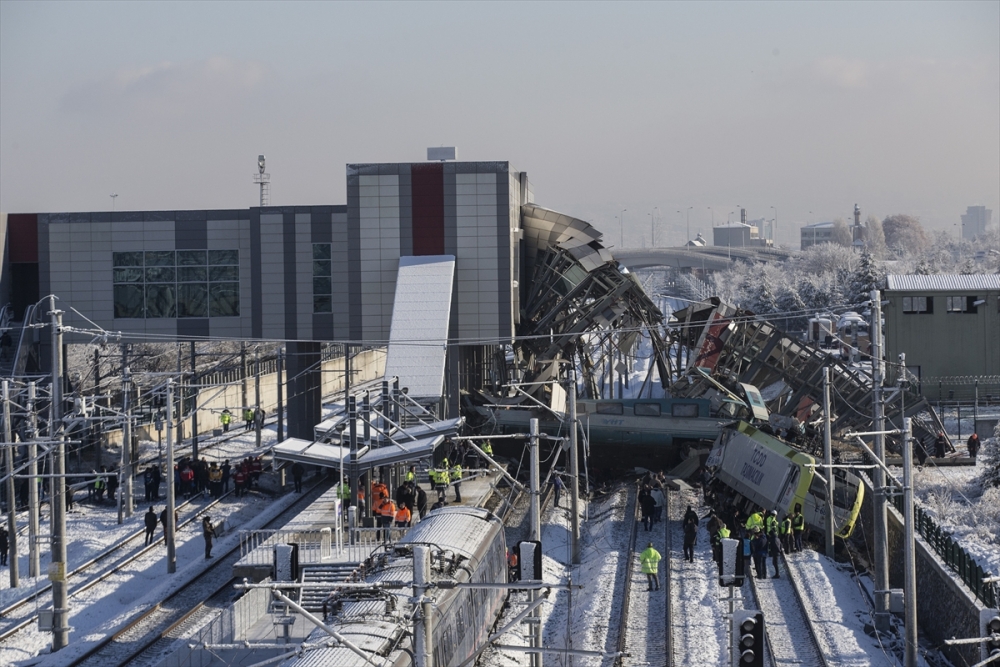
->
[376,494,396,529]
[394,504,411,528]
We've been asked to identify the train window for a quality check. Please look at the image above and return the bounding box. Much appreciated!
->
[808,474,827,500]
[634,403,661,417]
[833,485,853,510]
[671,403,699,418]
[596,403,623,415]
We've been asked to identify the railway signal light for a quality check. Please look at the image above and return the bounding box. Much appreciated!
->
[718,537,745,587]
[516,540,543,582]
[983,609,1000,662]
[731,610,764,667]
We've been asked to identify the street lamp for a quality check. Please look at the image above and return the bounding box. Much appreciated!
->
[651,207,660,246]
[110,193,118,212]
[708,206,714,226]
[687,206,693,243]
[770,206,777,244]
[619,208,627,247]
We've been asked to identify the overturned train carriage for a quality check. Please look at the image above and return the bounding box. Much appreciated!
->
[281,506,507,667]
[707,421,865,539]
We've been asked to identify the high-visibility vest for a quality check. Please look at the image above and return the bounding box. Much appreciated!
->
[394,506,411,523]
[718,525,731,539]
[439,469,450,485]
[209,467,222,482]
[765,515,779,535]
[451,465,462,482]
[220,412,231,425]
[640,547,662,574]
[378,500,397,518]
[482,442,493,456]
[780,518,792,535]
[405,470,416,483]
[336,483,350,500]
[745,512,763,531]
[792,513,805,531]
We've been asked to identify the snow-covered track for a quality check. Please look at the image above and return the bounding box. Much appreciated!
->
[748,550,826,667]
[667,488,728,666]
[65,481,330,667]
[613,483,640,666]
[0,491,235,643]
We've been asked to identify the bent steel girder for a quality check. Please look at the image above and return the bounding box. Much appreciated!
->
[671,298,944,449]
[502,205,674,399]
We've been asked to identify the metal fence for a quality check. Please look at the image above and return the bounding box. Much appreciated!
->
[157,577,274,667]
[887,487,998,609]
[238,526,409,570]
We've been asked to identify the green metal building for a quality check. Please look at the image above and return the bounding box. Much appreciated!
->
[884,274,1000,400]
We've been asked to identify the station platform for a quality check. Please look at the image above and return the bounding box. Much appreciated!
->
[232,466,507,581]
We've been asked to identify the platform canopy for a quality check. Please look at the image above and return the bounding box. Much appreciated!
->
[273,434,446,469]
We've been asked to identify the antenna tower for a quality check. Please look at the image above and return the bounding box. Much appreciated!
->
[254,155,270,206]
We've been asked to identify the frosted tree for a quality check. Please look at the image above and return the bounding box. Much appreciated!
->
[979,421,1000,489]
[863,214,887,257]
[775,283,808,331]
[831,218,853,246]
[847,250,884,305]
[882,214,929,256]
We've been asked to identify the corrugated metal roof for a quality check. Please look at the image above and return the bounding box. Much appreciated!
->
[885,274,1000,291]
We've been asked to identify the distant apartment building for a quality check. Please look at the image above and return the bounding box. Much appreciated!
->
[800,221,834,249]
[960,206,992,241]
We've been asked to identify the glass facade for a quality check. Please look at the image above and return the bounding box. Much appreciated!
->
[312,243,332,313]
[113,250,239,318]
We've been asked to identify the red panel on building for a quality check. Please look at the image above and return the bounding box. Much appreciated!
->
[7,213,38,263]
[411,163,444,255]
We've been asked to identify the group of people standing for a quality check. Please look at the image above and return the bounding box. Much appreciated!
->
[638,474,667,531]
[681,498,806,582]
[141,505,216,559]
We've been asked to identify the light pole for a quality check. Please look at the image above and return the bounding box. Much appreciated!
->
[770,205,777,245]
[687,206,693,242]
[619,208,627,247]
[110,193,118,212]
[708,206,714,227]
[651,207,660,247]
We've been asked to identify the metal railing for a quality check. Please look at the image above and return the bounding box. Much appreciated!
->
[238,525,410,570]
[885,492,998,608]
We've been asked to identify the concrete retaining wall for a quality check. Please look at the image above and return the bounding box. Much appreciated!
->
[856,474,984,666]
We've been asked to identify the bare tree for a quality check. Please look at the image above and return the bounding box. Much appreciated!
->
[882,214,928,255]
[863,214,886,257]
[831,218,853,246]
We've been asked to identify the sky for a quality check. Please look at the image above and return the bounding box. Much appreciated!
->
[1,1,998,248]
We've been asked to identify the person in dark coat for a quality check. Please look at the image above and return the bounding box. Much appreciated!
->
[934,432,948,459]
[221,460,232,493]
[914,438,927,466]
[768,528,782,578]
[751,528,768,580]
[967,433,980,460]
[106,469,119,505]
[202,515,217,558]
[638,487,655,532]
[415,484,428,520]
[291,462,305,493]
[144,465,156,502]
[0,526,8,566]
[683,505,698,526]
[144,506,158,545]
[151,464,162,499]
[682,517,697,562]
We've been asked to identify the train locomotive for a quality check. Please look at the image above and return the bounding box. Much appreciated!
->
[282,505,507,667]
[706,421,865,539]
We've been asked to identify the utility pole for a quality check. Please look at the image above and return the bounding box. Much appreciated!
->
[118,350,132,524]
[568,368,581,565]
[276,347,284,442]
[413,545,433,667]
[4,380,19,587]
[823,366,835,558]
[254,348,262,449]
[190,341,198,460]
[49,296,70,651]
[902,417,918,667]
[241,341,248,413]
[528,417,541,667]
[166,379,176,574]
[176,345,183,447]
[27,381,39,577]
[871,290,890,631]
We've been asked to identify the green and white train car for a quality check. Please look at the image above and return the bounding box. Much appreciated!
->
[706,421,864,538]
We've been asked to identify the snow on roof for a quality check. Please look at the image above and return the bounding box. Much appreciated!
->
[885,274,1000,291]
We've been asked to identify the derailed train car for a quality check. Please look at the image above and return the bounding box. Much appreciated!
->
[706,421,865,538]
[282,506,507,667]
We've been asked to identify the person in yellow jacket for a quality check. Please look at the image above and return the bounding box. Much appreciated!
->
[451,463,463,503]
[745,510,764,533]
[640,542,662,591]
[765,509,779,536]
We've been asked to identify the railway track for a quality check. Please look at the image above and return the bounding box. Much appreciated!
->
[66,479,332,667]
[0,490,235,643]
[618,482,670,667]
[747,548,827,667]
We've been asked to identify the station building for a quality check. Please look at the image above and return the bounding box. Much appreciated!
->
[1,160,536,435]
